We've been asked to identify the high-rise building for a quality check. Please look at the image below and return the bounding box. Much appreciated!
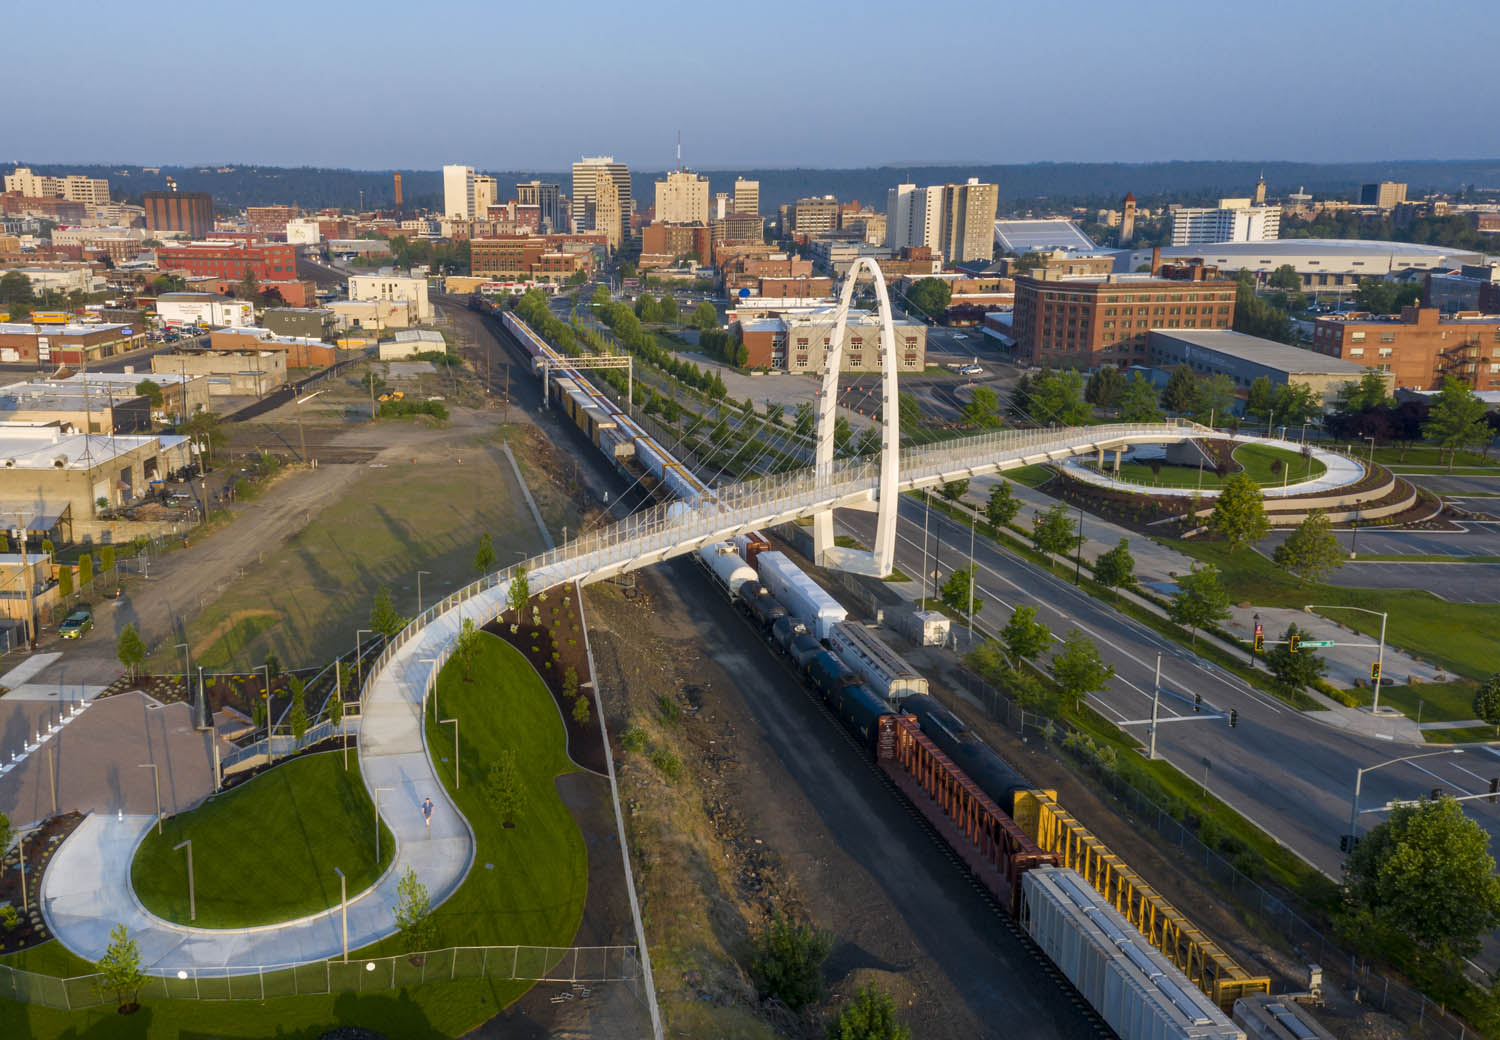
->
[516,181,564,232]
[713,193,730,220]
[654,170,710,225]
[144,190,215,238]
[1359,181,1407,209]
[1170,199,1280,246]
[571,157,632,248]
[442,165,476,220]
[733,178,760,216]
[786,196,841,237]
[1119,193,1137,246]
[473,175,498,218]
[886,184,939,253]
[3,167,110,206]
[886,180,996,263]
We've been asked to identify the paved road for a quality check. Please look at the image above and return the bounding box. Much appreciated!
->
[836,499,1500,879]
[1256,524,1500,600]
[1403,473,1500,496]
[1262,524,1500,558]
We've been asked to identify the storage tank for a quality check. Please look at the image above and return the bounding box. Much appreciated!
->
[695,542,757,600]
[1023,866,1244,1040]
[829,622,928,701]
[789,635,825,671]
[827,683,895,752]
[806,651,858,699]
[738,581,788,630]
[756,551,848,641]
[770,614,809,653]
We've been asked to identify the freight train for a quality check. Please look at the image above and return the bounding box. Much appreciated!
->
[480,300,1248,1040]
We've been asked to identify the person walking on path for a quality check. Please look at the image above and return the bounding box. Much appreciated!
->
[422,796,434,833]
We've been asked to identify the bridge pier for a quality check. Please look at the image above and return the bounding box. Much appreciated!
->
[1114,448,1124,473]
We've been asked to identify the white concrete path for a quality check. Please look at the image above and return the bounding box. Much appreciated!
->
[38,589,513,974]
[1059,434,1363,498]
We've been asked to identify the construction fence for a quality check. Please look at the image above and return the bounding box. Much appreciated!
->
[954,666,1481,1040]
[0,944,641,1011]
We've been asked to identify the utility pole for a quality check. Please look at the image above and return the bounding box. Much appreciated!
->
[17,513,33,650]
[1148,652,1162,760]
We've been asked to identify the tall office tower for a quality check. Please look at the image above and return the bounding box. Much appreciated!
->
[937,179,999,263]
[1119,192,1137,246]
[571,157,632,246]
[1359,181,1407,208]
[732,178,760,216]
[592,168,623,251]
[654,169,710,224]
[442,165,476,219]
[885,183,940,252]
[473,175,498,218]
[516,181,564,232]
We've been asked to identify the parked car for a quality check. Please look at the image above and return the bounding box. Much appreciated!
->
[59,608,93,639]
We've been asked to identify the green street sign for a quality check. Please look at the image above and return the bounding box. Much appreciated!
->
[1300,640,1334,648]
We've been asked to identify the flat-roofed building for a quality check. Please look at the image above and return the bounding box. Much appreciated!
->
[143,191,214,239]
[1117,239,1482,293]
[1148,329,1385,410]
[787,196,841,237]
[1170,199,1281,245]
[571,157,632,248]
[154,293,254,329]
[261,306,334,340]
[378,329,445,360]
[0,323,146,366]
[155,241,297,281]
[654,170,710,225]
[152,350,286,396]
[0,420,194,519]
[1312,306,1500,390]
[737,305,927,373]
[347,270,431,322]
[732,178,759,216]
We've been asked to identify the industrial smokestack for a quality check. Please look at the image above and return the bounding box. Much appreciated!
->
[393,172,403,211]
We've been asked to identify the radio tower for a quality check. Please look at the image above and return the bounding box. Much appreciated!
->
[676,130,681,172]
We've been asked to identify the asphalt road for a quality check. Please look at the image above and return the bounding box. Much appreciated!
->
[1262,524,1500,559]
[836,499,1500,878]
[464,299,1103,1037]
[1256,524,1500,600]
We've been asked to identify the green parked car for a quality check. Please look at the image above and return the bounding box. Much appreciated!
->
[59,608,93,639]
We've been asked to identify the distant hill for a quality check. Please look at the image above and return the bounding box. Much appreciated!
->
[16,159,1500,216]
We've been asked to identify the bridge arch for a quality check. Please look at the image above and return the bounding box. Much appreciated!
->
[811,257,900,577]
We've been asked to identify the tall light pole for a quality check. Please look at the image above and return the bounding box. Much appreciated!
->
[420,657,439,718]
[415,570,430,614]
[332,866,348,963]
[440,717,459,789]
[1304,603,1389,712]
[138,762,161,835]
[261,664,273,763]
[921,489,931,606]
[373,786,393,862]
[1148,652,1163,760]
[173,839,195,921]
[966,513,976,640]
[294,389,325,465]
[355,628,373,692]
[1348,749,1463,848]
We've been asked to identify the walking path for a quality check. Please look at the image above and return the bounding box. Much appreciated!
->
[1058,434,1362,498]
[39,595,498,974]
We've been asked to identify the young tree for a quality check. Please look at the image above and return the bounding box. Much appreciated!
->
[691,301,718,330]
[751,914,832,1013]
[1031,502,1077,560]
[116,624,146,678]
[1273,510,1344,582]
[1244,376,1277,423]
[1115,372,1163,422]
[325,682,346,756]
[454,616,481,681]
[1265,623,1327,697]
[572,692,592,725]
[1168,565,1231,644]
[179,410,227,465]
[938,565,982,614]
[658,294,679,324]
[1000,605,1052,667]
[1051,628,1115,708]
[1208,472,1269,549]
[473,532,496,573]
[1084,366,1125,408]
[826,985,912,1040]
[1161,365,1199,414]
[958,385,1003,428]
[938,478,969,502]
[79,553,93,588]
[263,649,283,678]
[134,379,165,409]
[1473,675,1500,736]
[486,748,528,827]
[793,401,816,437]
[100,544,115,575]
[562,666,579,701]
[393,867,437,951]
[1193,374,1236,424]
[898,391,923,430]
[289,696,309,745]
[985,480,1020,529]
[1092,538,1135,590]
[96,923,146,1013]
[369,587,407,638]
[1342,796,1500,963]
[1337,369,1394,414]
[1424,376,1491,467]
[905,277,952,318]
[1027,368,1091,425]
[58,564,73,599]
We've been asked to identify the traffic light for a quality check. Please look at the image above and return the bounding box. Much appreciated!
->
[1229,709,1239,728]
[1340,834,1361,854]
[1253,632,1264,653]
[1289,634,1301,654]
[1193,692,1202,713]
[1370,661,1381,682]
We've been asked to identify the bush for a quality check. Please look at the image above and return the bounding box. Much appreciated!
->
[751,914,832,1012]
[572,694,592,726]
[620,728,647,754]
[656,694,681,724]
[825,985,911,1040]
[648,747,682,782]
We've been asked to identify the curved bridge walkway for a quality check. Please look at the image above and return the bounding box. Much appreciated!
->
[40,420,1206,973]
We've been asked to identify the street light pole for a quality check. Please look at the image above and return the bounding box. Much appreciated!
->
[441,717,459,788]
[420,657,439,718]
[173,839,195,921]
[1073,504,1083,586]
[1148,652,1162,760]
[1303,603,1390,712]
[415,570,430,614]
[373,786,393,862]
[1348,749,1463,848]
[137,762,161,835]
[261,664,273,764]
[966,514,975,640]
[332,866,348,963]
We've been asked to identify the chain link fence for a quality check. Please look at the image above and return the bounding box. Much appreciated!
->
[0,944,641,1011]
[954,666,1480,1040]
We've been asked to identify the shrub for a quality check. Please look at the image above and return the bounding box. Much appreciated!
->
[648,747,682,781]
[620,728,647,754]
[657,694,681,724]
[0,905,17,931]
[572,695,592,726]
[751,914,832,1012]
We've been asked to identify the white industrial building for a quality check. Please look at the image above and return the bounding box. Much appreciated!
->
[1118,239,1487,293]
[1170,199,1281,245]
[347,271,432,322]
[154,293,255,329]
[285,218,321,245]
[378,329,446,360]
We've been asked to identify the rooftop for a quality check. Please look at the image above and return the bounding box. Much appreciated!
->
[0,422,186,470]
[1151,329,1370,374]
[993,218,1100,255]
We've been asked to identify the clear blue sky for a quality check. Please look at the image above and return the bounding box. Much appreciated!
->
[9,0,1490,170]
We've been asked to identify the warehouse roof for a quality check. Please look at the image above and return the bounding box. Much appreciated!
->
[993,218,1100,255]
[1150,329,1369,374]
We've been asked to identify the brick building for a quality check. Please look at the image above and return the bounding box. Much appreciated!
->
[757,277,833,298]
[469,237,593,283]
[1311,306,1500,390]
[721,255,814,296]
[640,222,712,269]
[156,242,297,281]
[144,191,214,239]
[245,205,300,236]
[0,322,146,366]
[1011,265,1236,367]
[737,307,927,373]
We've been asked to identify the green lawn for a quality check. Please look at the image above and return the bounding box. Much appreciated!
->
[1104,443,1324,490]
[1168,539,1500,682]
[1371,444,1498,469]
[1354,680,1479,725]
[132,752,394,928]
[1002,464,1055,488]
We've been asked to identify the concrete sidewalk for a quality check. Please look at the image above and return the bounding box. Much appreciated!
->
[39,589,508,974]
